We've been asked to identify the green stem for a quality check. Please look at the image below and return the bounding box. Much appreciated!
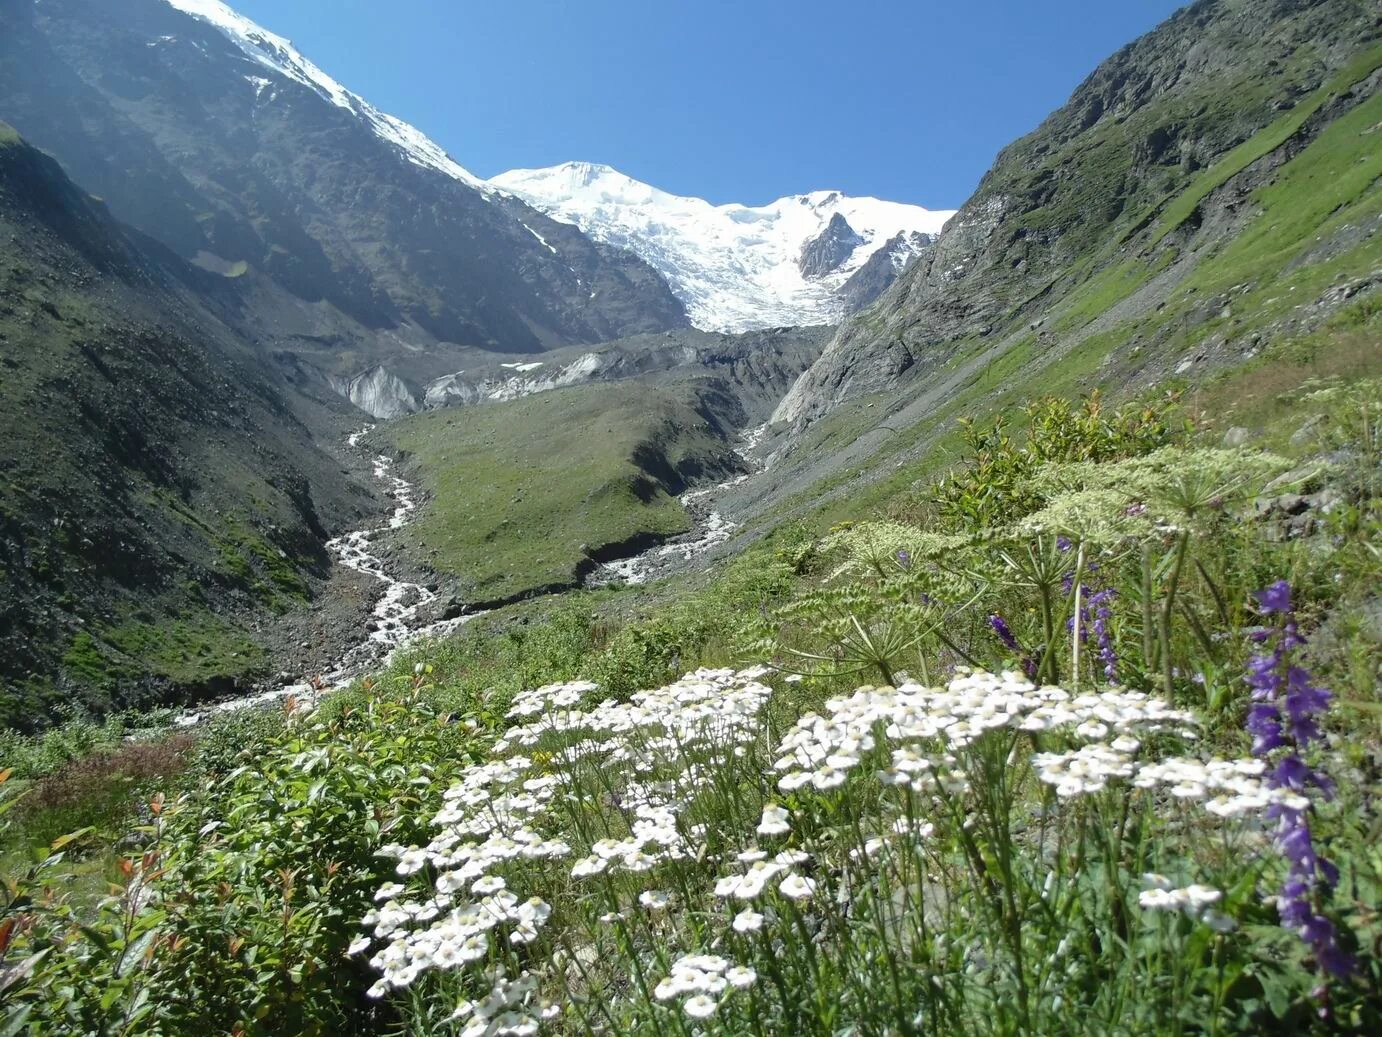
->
[1141,542,1156,674]
[1071,544,1086,690]
[1038,581,1059,685]
[1159,531,1191,699]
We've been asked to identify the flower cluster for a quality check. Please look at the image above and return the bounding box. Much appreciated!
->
[497,668,772,771]
[1246,581,1353,977]
[1138,876,1233,932]
[774,670,1197,801]
[653,953,757,1019]
[357,668,778,1014]
[450,969,558,1037]
[712,849,814,902]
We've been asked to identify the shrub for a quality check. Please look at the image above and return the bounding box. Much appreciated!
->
[1,676,484,1035]
[8,734,195,850]
[931,391,1183,530]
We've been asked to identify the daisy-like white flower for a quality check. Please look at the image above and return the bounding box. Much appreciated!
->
[757,803,791,837]
[778,873,816,900]
[396,847,428,875]
[733,908,764,933]
[471,875,507,895]
[346,936,371,956]
[684,994,719,1019]
[725,966,757,989]
[639,890,672,911]
[571,855,608,878]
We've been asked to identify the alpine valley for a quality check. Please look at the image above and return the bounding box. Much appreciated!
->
[1,0,1380,1031]
[0,0,1377,717]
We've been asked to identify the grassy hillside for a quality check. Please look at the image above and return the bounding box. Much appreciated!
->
[735,35,1381,536]
[380,380,747,603]
[778,0,1379,427]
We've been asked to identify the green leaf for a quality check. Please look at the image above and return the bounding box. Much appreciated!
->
[0,1004,33,1037]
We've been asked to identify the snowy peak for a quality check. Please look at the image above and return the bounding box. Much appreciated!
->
[488,164,956,332]
[162,0,483,188]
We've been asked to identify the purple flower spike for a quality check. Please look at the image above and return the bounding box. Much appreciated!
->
[1245,579,1353,980]
[1090,587,1118,682]
[989,613,1036,679]
[989,613,1020,652]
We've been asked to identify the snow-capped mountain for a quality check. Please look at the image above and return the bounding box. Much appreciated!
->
[163,0,485,189]
[489,163,957,332]
[1,0,688,366]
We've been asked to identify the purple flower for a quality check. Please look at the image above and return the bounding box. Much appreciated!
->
[1299,917,1356,979]
[1056,536,1072,552]
[896,549,911,568]
[989,613,1020,652]
[1246,702,1284,755]
[1271,756,1314,791]
[1254,580,1293,615]
[1090,588,1117,682]
[1246,579,1352,979]
[989,613,1036,679]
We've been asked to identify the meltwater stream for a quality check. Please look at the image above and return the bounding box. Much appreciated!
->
[592,422,769,587]
[174,420,767,725]
[174,427,478,726]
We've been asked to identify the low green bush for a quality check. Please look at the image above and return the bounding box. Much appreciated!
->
[1,673,485,1035]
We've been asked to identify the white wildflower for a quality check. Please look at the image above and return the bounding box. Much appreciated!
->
[733,909,764,933]
[757,803,791,837]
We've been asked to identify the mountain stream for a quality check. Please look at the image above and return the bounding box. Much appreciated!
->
[173,427,478,726]
[174,422,766,724]
[590,422,768,586]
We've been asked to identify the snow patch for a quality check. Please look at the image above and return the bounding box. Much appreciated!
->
[520,223,558,254]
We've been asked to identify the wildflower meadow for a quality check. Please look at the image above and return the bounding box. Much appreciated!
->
[1,389,1378,1034]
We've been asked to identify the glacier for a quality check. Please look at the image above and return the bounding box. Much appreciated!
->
[488,162,957,332]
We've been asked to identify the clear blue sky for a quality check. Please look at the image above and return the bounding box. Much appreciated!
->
[228,0,1187,209]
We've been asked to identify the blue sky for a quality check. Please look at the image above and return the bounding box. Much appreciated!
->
[227,0,1186,209]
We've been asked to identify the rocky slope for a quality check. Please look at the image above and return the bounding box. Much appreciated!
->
[0,0,688,390]
[418,326,831,421]
[489,162,953,331]
[775,0,1381,427]
[0,122,375,727]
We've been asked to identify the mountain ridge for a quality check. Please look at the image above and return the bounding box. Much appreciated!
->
[0,0,689,386]
[773,0,1381,429]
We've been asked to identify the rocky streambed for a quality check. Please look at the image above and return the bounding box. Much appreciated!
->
[173,427,481,726]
